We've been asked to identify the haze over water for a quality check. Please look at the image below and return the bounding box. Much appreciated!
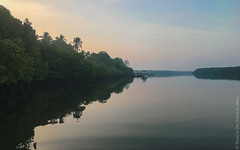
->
[1,76,237,150]
[0,1,239,150]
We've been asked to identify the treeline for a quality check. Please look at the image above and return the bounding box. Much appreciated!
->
[135,70,192,77]
[0,5,133,84]
[193,66,240,80]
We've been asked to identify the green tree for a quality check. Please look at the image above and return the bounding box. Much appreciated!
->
[0,5,134,84]
[0,5,23,39]
[21,18,38,56]
[56,34,66,42]
[54,34,74,52]
[40,32,52,44]
[0,39,34,84]
[73,37,83,52]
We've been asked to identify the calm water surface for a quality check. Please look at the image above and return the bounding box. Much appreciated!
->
[0,76,239,150]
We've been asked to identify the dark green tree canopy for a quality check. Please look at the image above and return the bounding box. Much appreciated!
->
[0,39,34,84]
[0,5,133,84]
[73,37,83,52]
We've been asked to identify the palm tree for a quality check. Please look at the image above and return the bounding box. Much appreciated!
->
[39,32,52,43]
[56,34,66,42]
[73,37,83,52]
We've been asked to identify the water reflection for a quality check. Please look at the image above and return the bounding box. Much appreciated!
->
[193,73,240,81]
[0,77,133,150]
[0,76,239,150]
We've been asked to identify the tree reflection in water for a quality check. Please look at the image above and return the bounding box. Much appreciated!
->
[0,77,133,150]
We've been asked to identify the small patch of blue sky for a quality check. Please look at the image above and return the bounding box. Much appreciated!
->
[108,0,240,32]
[24,0,239,33]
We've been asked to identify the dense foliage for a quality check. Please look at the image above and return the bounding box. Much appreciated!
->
[193,66,240,80]
[0,5,133,84]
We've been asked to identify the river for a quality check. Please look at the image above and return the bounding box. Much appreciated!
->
[0,76,239,150]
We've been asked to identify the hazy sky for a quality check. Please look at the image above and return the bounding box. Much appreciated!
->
[1,0,240,70]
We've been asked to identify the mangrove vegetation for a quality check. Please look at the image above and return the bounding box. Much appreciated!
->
[0,5,133,84]
[193,66,240,80]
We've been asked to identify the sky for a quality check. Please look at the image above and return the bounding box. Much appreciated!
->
[1,0,240,70]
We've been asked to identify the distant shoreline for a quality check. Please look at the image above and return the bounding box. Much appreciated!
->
[193,66,240,80]
[134,70,193,77]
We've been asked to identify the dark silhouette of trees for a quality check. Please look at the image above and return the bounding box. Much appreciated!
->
[73,37,83,52]
[193,66,240,80]
[56,34,66,42]
[0,39,34,84]
[40,32,53,44]
[0,5,133,84]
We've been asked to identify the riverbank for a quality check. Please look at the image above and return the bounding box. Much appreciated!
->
[193,66,240,80]
[0,5,134,85]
